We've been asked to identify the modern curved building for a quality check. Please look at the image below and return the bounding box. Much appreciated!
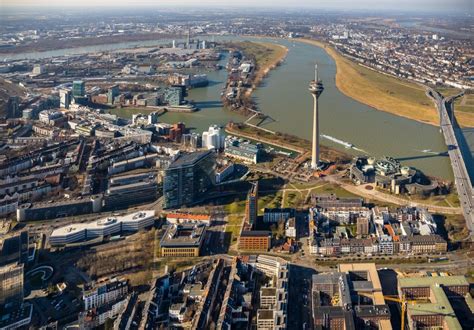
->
[350,156,438,196]
[49,210,155,246]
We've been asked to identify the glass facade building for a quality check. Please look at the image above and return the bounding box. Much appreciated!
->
[163,151,216,209]
[72,80,85,97]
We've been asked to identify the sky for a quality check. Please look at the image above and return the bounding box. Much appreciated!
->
[1,0,472,12]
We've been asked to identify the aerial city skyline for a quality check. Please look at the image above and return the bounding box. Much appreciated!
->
[0,2,473,330]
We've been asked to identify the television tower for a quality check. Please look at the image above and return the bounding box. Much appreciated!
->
[309,64,324,170]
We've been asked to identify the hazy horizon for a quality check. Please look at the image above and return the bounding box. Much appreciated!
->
[1,0,472,14]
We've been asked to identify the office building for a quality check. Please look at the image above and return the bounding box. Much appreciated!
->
[308,64,324,169]
[263,208,295,223]
[182,133,202,149]
[107,85,119,104]
[160,223,206,257]
[0,261,32,329]
[163,86,184,106]
[398,275,471,330]
[0,231,29,267]
[49,211,155,246]
[17,196,103,222]
[72,80,86,97]
[239,231,271,251]
[104,180,158,210]
[0,262,24,305]
[59,89,72,109]
[312,263,391,330]
[163,151,216,209]
[7,96,21,118]
[246,181,259,227]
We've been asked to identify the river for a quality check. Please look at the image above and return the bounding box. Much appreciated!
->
[3,36,473,181]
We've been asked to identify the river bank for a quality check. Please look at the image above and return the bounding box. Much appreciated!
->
[297,38,474,128]
[242,41,288,93]
[226,122,351,163]
[221,41,288,115]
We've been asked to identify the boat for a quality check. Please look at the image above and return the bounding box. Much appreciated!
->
[321,134,354,149]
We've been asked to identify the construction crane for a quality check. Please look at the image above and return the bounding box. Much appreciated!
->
[384,295,407,330]
[384,294,425,330]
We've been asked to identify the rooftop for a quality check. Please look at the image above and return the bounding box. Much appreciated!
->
[399,276,469,288]
[241,230,271,237]
[257,309,274,320]
[166,213,211,221]
[51,210,155,237]
[160,223,206,248]
[407,286,462,330]
[168,150,213,169]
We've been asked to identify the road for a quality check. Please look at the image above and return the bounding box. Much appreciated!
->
[427,88,474,240]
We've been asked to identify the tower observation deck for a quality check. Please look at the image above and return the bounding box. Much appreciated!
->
[309,64,324,170]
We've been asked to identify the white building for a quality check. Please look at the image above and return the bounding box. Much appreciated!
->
[49,210,155,246]
[202,125,224,151]
[59,89,72,109]
[377,235,394,255]
[285,218,297,239]
[38,110,63,125]
[83,278,128,310]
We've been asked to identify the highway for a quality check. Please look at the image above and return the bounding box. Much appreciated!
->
[427,88,474,240]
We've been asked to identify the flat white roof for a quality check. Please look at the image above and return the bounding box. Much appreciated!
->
[51,210,155,237]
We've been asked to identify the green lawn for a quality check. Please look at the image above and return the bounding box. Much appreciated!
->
[224,200,247,214]
[309,184,359,198]
[258,192,283,212]
[225,214,245,245]
[392,192,460,208]
[234,41,287,72]
[454,94,474,114]
[283,191,303,208]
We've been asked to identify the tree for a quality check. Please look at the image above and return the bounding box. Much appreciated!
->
[104,318,114,330]
[270,220,286,240]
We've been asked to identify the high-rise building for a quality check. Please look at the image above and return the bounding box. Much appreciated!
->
[6,96,20,118]
[182,133,202,149]
[72,80,86,97]
[0,262,31,329]
[107,85,119,104]
[246,181,259,227]
[163,150,216,209]
[0,231,29,267]
[202,125,224,151]
[0,262,24,305]
[59,89,72,109]
[309,64,324,169]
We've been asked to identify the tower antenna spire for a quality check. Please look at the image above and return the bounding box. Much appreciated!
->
[315,64,318,82]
